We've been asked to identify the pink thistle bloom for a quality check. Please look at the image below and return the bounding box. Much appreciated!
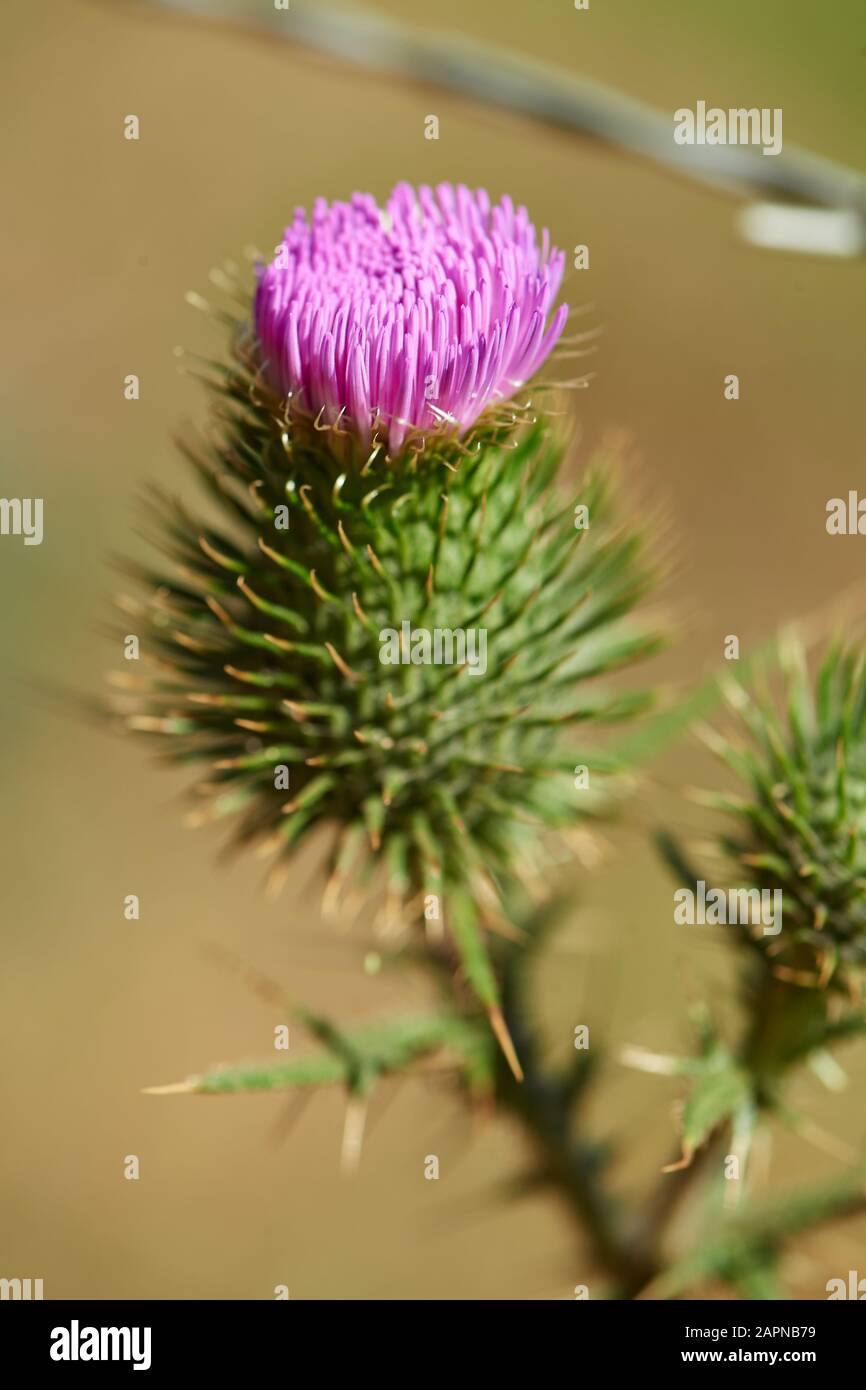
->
[253,182,568,456]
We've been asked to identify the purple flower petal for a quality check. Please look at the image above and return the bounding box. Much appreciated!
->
[254,183,568,455]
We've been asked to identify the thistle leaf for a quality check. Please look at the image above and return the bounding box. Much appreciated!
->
[654,1166,866,1298]
[664,1055,752,1170]
[144,1011,489,1098]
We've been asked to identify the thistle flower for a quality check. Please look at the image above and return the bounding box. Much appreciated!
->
[118,185,655,1065]
[253,182,568,455]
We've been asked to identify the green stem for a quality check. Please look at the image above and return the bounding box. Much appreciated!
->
[740,966,829,1096]
[495,1012,657,1296]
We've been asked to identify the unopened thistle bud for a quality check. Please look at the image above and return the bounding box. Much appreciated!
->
[705,639,866,993]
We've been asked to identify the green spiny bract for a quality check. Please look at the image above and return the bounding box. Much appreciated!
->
[117,331,657,1046]
[705,639,866,994]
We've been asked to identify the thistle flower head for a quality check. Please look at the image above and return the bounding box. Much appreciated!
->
[254,181,568,455]
[116,183,653,1065]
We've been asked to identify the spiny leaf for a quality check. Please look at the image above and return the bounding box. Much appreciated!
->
[664,1054,752,1170]
[448,886,523,1081]
[654,1166,866,1298]
[144,1011,487,1096]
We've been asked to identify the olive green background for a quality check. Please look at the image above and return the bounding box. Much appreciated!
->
[2,0,865,1298]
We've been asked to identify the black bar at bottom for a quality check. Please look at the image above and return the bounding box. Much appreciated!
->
[1,1297,861,1374]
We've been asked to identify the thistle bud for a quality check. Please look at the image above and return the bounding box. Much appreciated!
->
[706,639,866,993]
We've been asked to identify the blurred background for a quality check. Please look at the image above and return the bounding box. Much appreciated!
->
[2,0,866,1299]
